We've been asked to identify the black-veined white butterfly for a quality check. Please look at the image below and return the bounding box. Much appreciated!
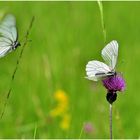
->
[0,14,20,58]
[86,40,118,81]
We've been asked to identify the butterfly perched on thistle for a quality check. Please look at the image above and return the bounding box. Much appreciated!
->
[0,14,20,58]
[86,40,125,104]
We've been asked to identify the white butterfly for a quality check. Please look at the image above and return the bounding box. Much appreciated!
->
[0,14,20,58]
[86,40,118,81]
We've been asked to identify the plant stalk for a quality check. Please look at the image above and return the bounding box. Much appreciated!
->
[110,104,112,139]
[97,0,107,45]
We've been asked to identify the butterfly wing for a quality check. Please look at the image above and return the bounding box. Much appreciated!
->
[0,46,11,57]
[0,14,17,42]
[0,14,17,58]
[0,37,11,57]
[101,40,118,70]
[86,60,111,81]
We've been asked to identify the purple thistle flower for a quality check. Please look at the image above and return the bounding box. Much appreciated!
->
[102,74,125,92]
[102,74,126,104]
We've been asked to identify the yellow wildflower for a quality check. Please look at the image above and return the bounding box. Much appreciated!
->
[60,113,71,130]
[54,90,68,104]
[50,90,69,117]
[49,89,71,131]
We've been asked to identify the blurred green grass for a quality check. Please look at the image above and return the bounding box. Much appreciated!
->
[0,1,139,138]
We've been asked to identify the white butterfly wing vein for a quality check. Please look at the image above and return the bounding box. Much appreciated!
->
[101,40,118,70]
[0,15,17,41]
[0,46,11,57]
[0,14,17,41]
[86,60,111,81]
[0,37,12,44]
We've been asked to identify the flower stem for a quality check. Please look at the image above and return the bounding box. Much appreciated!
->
[109,104,112,139]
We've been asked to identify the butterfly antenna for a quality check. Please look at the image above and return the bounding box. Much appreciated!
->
[0,16,35,119]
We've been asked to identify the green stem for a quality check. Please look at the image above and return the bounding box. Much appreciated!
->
[33,123,37,139]
[110,104,112,139]
[97,0,107,44]
[0,16,35,119]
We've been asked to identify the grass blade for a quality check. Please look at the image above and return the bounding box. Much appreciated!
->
[97,1,107,44]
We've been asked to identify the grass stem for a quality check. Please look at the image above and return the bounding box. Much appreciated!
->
[33,123,37,139]
[0,16,35,119]
[97,0,107,44]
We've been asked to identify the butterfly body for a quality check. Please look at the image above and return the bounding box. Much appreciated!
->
[12,41,20,50]
[107,71,116,76]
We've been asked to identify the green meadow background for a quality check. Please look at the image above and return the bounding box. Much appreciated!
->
[0,1,139,138]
